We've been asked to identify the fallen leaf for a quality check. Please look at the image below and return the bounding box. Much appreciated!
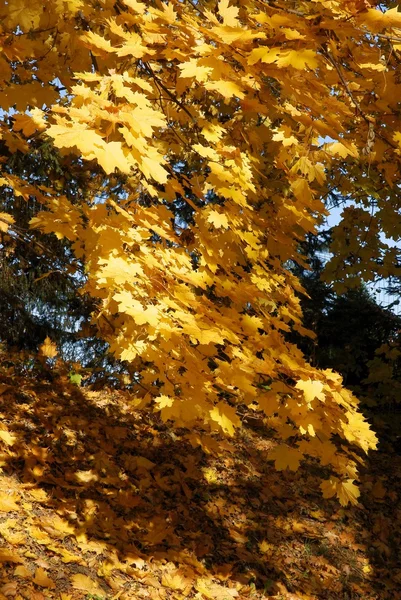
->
[0,549,23,563]
[372,479,386,499]
[135,456,156,470]
[0,430,16,447]
[162,567,192,593]
[33,567,56,589]
[195,578,238,599]
[0,494,20,512]
[71,573,105,596]
[0,582,17,597]
[14,565,31,578]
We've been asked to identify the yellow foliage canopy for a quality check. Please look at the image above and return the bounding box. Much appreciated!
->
[3,0,401,501]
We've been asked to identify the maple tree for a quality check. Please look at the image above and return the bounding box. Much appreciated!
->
[5,0,401,503]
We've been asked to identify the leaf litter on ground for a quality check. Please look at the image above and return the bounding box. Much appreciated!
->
[0,358,399,600]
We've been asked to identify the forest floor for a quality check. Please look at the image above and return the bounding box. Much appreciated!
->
[0,360,400,600]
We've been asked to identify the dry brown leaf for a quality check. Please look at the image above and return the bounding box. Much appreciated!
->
[372,480,387,499]
[135,456,156,470]
[30,593,46,600]
[0,582,17,597]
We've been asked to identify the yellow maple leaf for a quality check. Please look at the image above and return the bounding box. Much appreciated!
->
[123,0,146,14]
[258,540,273,554]
[207,210,229,229]
[39,336,58,359]
[276,49,318,69]
[291,178,313,205]
[98,256,144,285]
[268,445,303,471]
[161,566,192,592]
[344,479,361,505]
[74,470,99,484]
[341,410,378,453]
[359,6,401,31]
[248,46,280,65]
[321,477,360,507]
[192,143,220,161]
[272,126,298,146]
[325,141,359,158]
[210,402,241,436]
[179,59,213,82]
[205,80,245,99]
[218,0,239,27]
[295,379,325,404]
[81,31,114,55]
[0,212,15,233]
[6,0,43,29]
[154,395,174,409]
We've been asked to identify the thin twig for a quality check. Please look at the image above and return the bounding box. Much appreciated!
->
[144,63,196,123]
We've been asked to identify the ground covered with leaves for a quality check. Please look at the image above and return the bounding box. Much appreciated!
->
[0,360,400,600]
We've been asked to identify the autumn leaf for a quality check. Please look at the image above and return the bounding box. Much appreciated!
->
[321,477,360,507]
[0,212,15,233]
[218,0,239,27]
[195,578,238,599]
[161,566,193,593]
[0,494,20,512]
[0,549,23,563]
[71,574,105,596]
[268,446,303,472]
[39,337,58,359]
[210,402,241,436]
[295,379,325,404]
[207,210,229,229]
[14,565,31,579]
[0,430,17,447]
[33,568,56,589]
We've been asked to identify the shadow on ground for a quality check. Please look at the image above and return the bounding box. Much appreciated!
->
[0,365,400,600]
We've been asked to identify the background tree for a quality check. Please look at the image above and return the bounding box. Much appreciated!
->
[291,232,401,424]
[0,135,127,382]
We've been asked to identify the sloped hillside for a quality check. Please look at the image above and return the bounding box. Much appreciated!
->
[0,358,399,600]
